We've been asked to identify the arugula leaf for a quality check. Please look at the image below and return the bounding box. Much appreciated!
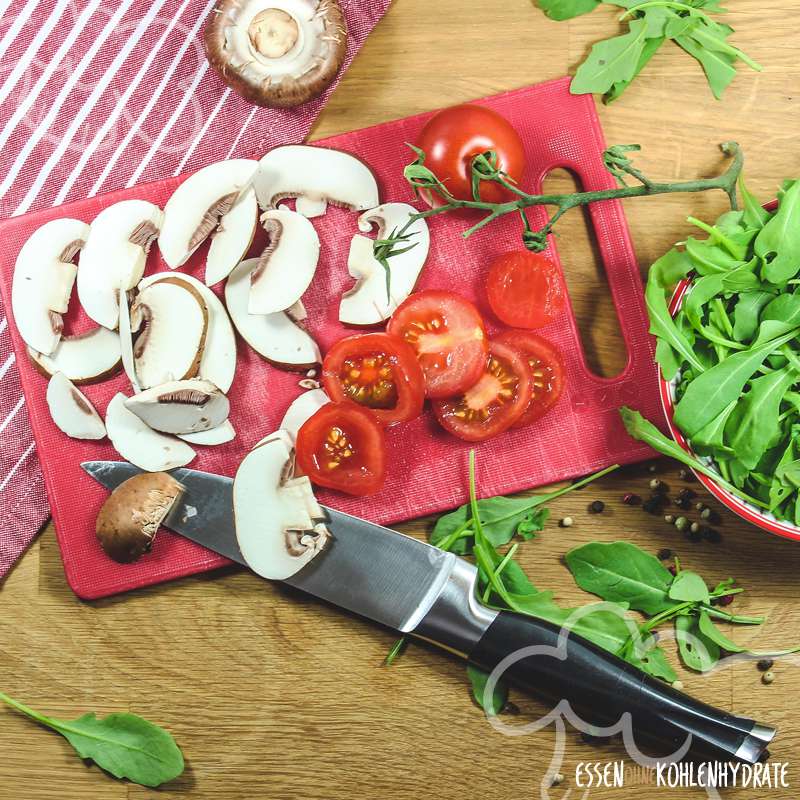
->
[755,180,800,283]
[740,178,770,229]
[668,571,710,604]
[571,19,649,95]
[0,692,183,787]
[732,291,774,342]
[565,541,674,615]
[676,614,720,672]
[466,665,508,715]
[674,31,737,100]
[627,639,678,683]
[536,0,601,20]
[604,36,665,104]
[697,610,746,653]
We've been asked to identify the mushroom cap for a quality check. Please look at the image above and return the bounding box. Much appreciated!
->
[95,472,183,563]
[204,0,348,108]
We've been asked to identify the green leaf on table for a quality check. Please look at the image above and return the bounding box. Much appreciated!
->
[565,541,674,615]
[571,19,649,95]
[697,609,747,653]
[674,32,737,100]
[536,0,601,21]
[0,693,184,788]
[755,179,800,283]
[668,570,710,604]
[604,36,665,104]
[675,614,721,672]
[466,665,508,715]
[627,638,678,683]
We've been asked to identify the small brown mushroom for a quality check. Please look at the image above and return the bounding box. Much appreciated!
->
[95,472,183,563]
[204,0,348,108]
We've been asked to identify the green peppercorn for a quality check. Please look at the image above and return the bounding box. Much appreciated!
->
[674,516,689,532]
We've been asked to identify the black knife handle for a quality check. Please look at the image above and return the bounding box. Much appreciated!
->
[468,610,773,763]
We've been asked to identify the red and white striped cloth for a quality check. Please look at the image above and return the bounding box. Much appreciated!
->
[0,0,390,579]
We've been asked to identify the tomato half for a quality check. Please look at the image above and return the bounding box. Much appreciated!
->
[296,402,386,496]
[493,330,565,427]
[321,333,424,426]
[415,104,526,207]
[432,340,533,442]
[486,251,565,329]
[387,290,488,399]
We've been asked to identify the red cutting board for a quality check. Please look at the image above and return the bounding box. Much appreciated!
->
[0,77,660,600]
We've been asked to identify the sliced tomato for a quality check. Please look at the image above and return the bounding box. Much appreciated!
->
[415,104,526,206]
[432,340,532,442]
[296,402,386,496]
[494,330,565,427]
[387,290,488,399]
[486,250,565,329]
[321,333,424,426]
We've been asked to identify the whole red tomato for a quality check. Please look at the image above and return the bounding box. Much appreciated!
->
[415,104,526,207]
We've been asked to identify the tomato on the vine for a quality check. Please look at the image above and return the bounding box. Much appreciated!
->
[493,330,565,427]
[486,250,565,329]
[296,402,386,496]
[387,290,488,399]
[415,104,526,207]
[321,333,424,426]
[431,340,532,442]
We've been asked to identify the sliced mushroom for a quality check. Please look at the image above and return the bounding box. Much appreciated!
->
[178,419,236,446]
[76,200,163,330]
[131,280,209,390]
[117,284,140,392]
[11,217,88,355]
[105,393,196,472]
[138,273,237,393]
[279,388,329,444]
[255,145,379,218]
[45,372,106,440]
[28,327,122,384]
[225,257,320,370]
[125,378,230,435]
[95,472,183,563]
[158,159,258,286]
[204,0,347,108]
[249,208,320,314]
[339,203,430,326]
[233,433,330,579]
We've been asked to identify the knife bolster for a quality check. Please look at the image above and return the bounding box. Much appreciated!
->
[412,559,498,657]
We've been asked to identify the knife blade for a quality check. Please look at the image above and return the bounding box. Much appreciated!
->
[81,459,776,764]
[81,460,472,635]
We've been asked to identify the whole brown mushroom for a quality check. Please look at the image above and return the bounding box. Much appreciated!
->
[204,0,347,108]
[95,472,183,563]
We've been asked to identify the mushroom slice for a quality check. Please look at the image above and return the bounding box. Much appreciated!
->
[255,145,379,218]
[225,258,320,370]
[117,285,140,392]
[131,280,209,390]
[105,393,196,472]
[125,379,230,435]
[11,217,88,355]
[158,159,258,285]
[95,472,183,563]
[233,434,329,579]
[279,388,329,444]
[28,327,122,384]
[77,200,163,330]
[138,273,237,393]
[46,372,106,440]
[179,419,236,446]
[204,0,347,108]
[339,203,430,326]
[249,208,320,314]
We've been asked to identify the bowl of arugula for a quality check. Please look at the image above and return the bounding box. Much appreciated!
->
[623,190,800,541]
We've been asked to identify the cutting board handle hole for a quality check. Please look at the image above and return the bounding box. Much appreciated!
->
[541,168,629,379]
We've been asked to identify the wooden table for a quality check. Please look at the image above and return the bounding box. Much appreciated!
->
[2,1,799,797]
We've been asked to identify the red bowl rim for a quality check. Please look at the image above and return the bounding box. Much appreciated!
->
[657,199,800,541]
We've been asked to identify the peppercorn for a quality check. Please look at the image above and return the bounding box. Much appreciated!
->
[716,594,734,607]
[695,502,706,512]
[648,464,657,473]
[702,527,722,544]
[688,528,703,542]
[649,478,665,492]
[668,564,677,576]
[657,548,672,560]
[643,497,662,514]
[622,493,641,506]
[690,521,701,535]
[678,468,690,480]
[677,488,696,502]
[672,680,684,691]
[757,659,774,672]
[559,516,574,528]
[762,671,775,685]
[674,496,691,510]
[664,514,675,524]
[588,500,605,514]
[551,773,564,787]
[701,507,721,524]
[674,516,689,532]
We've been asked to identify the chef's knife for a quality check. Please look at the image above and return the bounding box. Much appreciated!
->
[83,460,775,764]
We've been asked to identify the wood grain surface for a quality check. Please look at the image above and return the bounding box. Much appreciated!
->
[2,1,800,797]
